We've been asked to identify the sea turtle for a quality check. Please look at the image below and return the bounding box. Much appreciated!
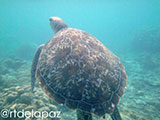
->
[31,17,127,120]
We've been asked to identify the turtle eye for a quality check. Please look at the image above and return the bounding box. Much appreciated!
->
[49,18,54,22]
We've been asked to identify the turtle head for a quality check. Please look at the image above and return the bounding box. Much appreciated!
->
[49,17,68,34]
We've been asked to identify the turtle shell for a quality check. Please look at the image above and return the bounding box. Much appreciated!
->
[36,28,127,116]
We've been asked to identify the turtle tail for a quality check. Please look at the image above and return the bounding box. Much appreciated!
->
[110,106,122,120]
[31,44,45,93]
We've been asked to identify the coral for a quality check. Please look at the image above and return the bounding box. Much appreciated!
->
[5,92,18,104]
[0,65,10,75]
[131,26,160,53]
[3,58,26,70]
[15,93,32,105]
[135,52,160,72]
[16,43,37,61]
[0,85,60,120]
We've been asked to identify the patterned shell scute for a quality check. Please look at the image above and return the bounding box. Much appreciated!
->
[36,28,127,116]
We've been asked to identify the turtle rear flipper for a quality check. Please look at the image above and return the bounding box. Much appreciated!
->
[31,44,45,93]
[110,106,122,120]
[77,109,92,120]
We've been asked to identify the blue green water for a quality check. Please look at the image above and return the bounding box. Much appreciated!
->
[1,0,160,56]
[0,0,160,120]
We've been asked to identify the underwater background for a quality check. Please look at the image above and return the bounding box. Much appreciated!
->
[0,0,160,120]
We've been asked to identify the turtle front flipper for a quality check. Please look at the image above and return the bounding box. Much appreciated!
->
[110,106,122,120]
[77,109,92,120]
[31,44,45,93]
